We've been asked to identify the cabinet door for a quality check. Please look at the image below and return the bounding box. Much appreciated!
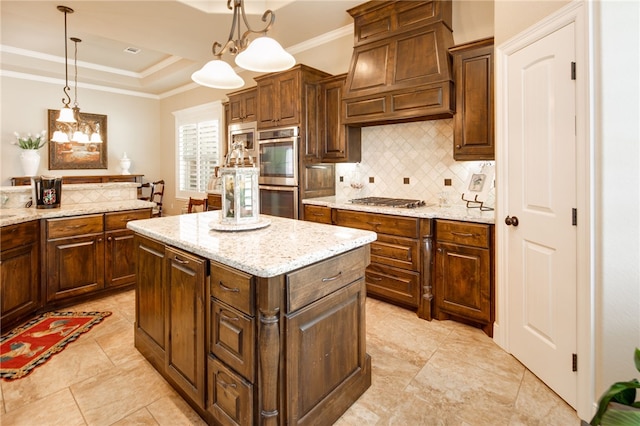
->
[105,229,136,288]
[257,78,277,128]
[46,234,105,302]
[1,221,40,330]
[134,235,166,365]
[275,71,300,126]
[434,242,491,323]
[285,278,368,424]
[165,246,206,409]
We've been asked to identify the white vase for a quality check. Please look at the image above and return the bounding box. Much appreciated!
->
[20,149,40,176]
[120,152,131,175]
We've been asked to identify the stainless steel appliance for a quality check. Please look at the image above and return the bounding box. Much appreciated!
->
[258,126,299,219]
[228,121,257,164]
[32,176,62,209]
[349,197,427,208]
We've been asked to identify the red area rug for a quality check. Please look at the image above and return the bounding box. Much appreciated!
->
[0,311,111,381]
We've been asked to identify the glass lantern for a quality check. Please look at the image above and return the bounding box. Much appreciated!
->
[220,141,260,225]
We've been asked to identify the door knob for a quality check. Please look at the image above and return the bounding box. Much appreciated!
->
[505,216,519,227]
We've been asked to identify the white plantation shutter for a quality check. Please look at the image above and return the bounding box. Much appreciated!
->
[174,102,223,199]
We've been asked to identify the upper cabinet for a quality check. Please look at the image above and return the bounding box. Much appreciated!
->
[342,0,455,126]
[318,74,361,163]
[227,87,257,124]
[450,37,495,161]
[255,64,330,130]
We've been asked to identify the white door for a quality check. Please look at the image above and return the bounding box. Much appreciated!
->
[505,22,577,407]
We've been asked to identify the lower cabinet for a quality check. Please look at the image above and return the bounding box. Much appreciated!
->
[134,233,371,425]
[207,193,222,211]
[433,219,494,336]
[0,220,40,331]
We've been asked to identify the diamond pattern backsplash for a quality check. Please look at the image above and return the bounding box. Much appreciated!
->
[335,119,495,207]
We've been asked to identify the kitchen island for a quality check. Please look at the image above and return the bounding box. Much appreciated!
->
[127,211,377,426]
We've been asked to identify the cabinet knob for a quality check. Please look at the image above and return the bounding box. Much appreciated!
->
[505,216,520,227]
[456,145,461,149]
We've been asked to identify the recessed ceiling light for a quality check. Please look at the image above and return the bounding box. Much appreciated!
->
[124,47,141,54]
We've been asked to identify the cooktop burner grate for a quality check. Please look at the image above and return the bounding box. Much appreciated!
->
[349,197,426,208]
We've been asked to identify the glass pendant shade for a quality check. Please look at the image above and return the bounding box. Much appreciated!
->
[57,107,76,123]
[191,59,244,89]
[72,131,89,143]
[51,130,69,143]
[235,37,295,72]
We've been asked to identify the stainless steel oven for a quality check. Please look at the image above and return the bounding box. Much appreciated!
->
[228,121,257,163]
[258,126,298,186]
[259,185,299,220]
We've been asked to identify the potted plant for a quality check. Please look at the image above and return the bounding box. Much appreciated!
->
[12,130,46,176]
[590,347,640,425]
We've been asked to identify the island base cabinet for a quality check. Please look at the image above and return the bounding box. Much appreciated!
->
[207,356,254,426]
[286,277,371,426]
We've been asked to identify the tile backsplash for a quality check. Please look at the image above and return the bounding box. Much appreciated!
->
[335,119,495,207]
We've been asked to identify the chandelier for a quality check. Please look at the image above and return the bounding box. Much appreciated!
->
[55,5,76,123]
[191,0,295,89]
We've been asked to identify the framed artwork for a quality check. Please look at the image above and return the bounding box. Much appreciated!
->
[48,109,108,170]
[464,164,495,202]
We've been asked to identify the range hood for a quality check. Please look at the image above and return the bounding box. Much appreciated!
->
[342,0,455,126]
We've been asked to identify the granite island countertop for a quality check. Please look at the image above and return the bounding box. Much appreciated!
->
[303,196,496,224]
[127,210,377,278]
[0,199,155,227]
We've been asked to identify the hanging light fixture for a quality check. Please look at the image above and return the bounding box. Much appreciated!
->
[56,5,76,123]
[191,0,295,89]
[70,37,89,143]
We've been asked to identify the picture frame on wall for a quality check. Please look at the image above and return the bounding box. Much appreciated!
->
[47,109,108,170]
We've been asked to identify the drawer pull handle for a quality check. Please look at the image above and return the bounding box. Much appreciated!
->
[367,221,382,226]
[220,312,239,322]
[173,256,188,264]
[451,232,474,237]
[371,247,382,252]
[321,271,342,282]
[217,375,237,389]
[367,276,383,282]
[218,281,240,292]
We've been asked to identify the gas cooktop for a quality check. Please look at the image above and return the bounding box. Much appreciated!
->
[349,197,427,208]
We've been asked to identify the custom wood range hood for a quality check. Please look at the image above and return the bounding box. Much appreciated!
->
[342,0,455,126]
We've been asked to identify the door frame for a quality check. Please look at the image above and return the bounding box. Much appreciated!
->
[494,0,594,420]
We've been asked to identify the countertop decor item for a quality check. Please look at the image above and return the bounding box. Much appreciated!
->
[120,152,131,174]
[0,311,112,380]
[13,131,46,176]
[218,139,260,227]
[191,0,294,89]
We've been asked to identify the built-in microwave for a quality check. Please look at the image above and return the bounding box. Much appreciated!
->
[228,121,258,163]
[258,126,299,186]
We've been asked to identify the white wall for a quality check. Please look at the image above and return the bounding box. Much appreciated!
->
[0,76,162,186]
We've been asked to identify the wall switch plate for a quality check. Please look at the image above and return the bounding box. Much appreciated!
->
[444,178,452,186]
[403,177,410,184]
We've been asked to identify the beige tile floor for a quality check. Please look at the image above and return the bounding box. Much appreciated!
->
[0,290,582,425]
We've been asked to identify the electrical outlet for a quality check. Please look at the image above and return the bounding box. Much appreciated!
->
[339,176,344,182]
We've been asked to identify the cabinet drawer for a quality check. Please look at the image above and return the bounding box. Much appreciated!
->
[210,300,255,382]
[211,262,254,315]
[370,234,419,270]
[47,214,104,239]
[303,204,332,224]
[365,263,420,308]
[286,246,368,313]
[207,194,222,211]
[207,356,254,426]
[1,220,38,251]
[436,220,490,248]
[334,209,419,238]
[105,209,151,231]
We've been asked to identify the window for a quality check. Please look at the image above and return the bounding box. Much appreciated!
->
[173,102,223,199]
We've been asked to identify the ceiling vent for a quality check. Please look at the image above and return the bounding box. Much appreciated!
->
[124,47,141,54]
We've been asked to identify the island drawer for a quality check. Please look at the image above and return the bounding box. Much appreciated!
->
[46,214,104,239]
[207,356,254,426]
[334,209,419,238]
[303,204,332,224]
[211,262,254,315]
[370,234,419,270]
[1,220,38,251]
[365,263,420,308]
[436,220,490,248]
[210,299,255,382]
[286,246,369,313]
[105,209,151,231]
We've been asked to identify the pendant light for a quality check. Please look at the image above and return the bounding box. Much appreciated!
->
[191,0,295,89]
[56,6,76,123]
[70,37,88,143]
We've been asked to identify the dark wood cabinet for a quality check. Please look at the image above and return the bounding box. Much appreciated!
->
[450,37,495,160]
[342,0,455,125]
[105,209,151,288]
[11,174,143,186]
[207,193,222,211]
[303,204,332,224]
[227,87,257,124]
[318,74,361,163]
[433,219,494,336]
[165,245,207,408]
[1,220,41,331]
